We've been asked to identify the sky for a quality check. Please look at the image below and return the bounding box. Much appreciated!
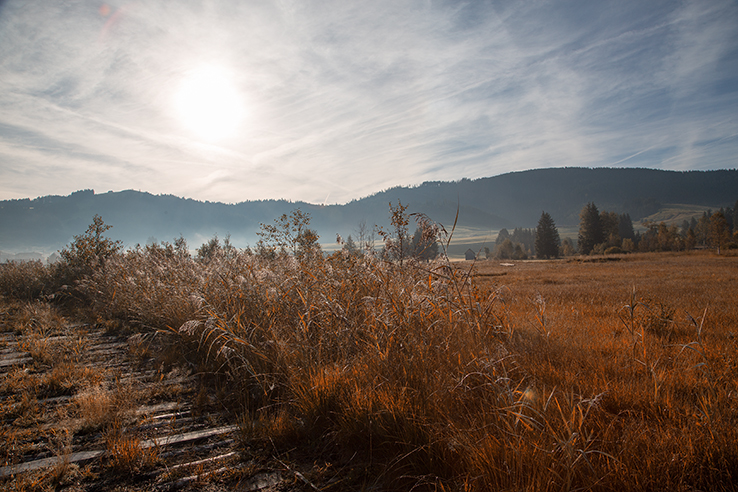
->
[1,1,737,205]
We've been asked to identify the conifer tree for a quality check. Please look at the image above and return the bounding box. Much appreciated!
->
[409,227,439,260]
[343,235,358,255]
[600,211,619,245]
[535,211,560,258]
[619,213,635,240]
[578,202,603,255]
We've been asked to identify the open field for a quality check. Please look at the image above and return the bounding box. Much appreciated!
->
[1,250,737,491]
[640,204,712,227]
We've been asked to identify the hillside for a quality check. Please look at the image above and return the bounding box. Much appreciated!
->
[1,167,736,255]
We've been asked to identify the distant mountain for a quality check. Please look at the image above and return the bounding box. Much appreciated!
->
[1,167,736,255]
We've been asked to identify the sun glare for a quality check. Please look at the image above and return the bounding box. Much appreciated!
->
[174,66,244,142]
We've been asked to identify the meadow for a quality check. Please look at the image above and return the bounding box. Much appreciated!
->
[1,226,737,490]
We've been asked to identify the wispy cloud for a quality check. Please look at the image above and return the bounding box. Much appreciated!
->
[1,0,736,204]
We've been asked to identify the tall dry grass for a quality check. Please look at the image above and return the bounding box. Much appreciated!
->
[2,236,737,490]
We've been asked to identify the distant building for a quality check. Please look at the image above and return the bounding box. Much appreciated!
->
[465,248,476,261]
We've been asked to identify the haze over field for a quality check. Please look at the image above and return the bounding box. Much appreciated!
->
[1,1,737,205]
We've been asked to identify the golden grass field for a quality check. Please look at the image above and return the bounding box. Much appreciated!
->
[1,249,737,491]
[464,252,738,490]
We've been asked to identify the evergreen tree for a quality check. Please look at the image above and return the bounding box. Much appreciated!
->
[600,211,619,245]
[578,203,603,255]
[695,213,711,246]
[409,227,439,261]
[511,227,536,255]
[496,228,510,245]
[535,211,560,259]
[720,207,733,232]
[343,235,358,255]
[619,213,635,240]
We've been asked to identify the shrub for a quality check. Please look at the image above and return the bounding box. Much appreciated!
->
[256,209,321,260]
[52,215,122,302]
[0,260,53,300]
[0,216,121,303]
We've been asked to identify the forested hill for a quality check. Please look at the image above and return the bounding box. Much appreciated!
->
[1,167,737,253]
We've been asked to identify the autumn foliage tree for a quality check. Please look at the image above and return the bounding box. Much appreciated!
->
[709,211,731,254]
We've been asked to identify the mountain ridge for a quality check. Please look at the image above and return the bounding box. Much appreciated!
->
[2,167,736,254]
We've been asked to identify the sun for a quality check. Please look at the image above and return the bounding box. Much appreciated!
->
[174,65,244,142]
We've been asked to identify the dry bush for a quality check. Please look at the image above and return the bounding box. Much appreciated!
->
[74,385,116,432]
[39,363,99,398]
[84,244,204,331]
[0,261,54,300]
[104,429,159,476]
[0,367,38,396]
[11,301,65,337]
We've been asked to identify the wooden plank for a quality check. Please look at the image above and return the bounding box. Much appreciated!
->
[164,451,237,472]
[11,395,71,414]
[0,450,104,478]
[158,438,235,460]
[0,356,32,368]
[136,401,182,415]
[87,342,128,352]
[151,411,191,421]
[142,425,239,449]
[165,465,232,489]
[0,426,238,477]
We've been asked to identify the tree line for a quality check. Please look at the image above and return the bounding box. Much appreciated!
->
[485,200,738,260]
[183,199,738,263]
[576,201,738,255]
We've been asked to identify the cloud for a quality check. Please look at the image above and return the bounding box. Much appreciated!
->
[0,0,737,204]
